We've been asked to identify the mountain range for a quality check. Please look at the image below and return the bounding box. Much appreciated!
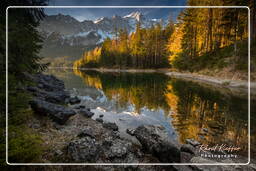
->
[38,11,165,65]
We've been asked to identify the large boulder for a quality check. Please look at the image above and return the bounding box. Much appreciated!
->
[34,74,65,92]
[134,125,181,163]
[67,137,101,162]
[79,109,94,118]
[103,139,130,159]
[67,131,136,163]
[180,152,193,163]
[78,127,96,139]
[100,134,138,162]
[27,86,70,104]
[96,118,103,123]
[44,90,70,104]
[103,122,119,131]
[30,98,76,124]
[180,144,196,154]
[69,96,81,104]
[27,74,71,104]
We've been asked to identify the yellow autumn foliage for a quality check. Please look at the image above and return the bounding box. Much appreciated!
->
[167,24,184,64]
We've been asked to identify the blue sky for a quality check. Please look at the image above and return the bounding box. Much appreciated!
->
[45,0,187,21]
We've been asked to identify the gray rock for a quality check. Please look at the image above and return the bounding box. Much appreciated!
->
[27,86,70,104]
[134,125,180,163]
[126,128,135,136]
[69,96,81,104]
[66,126,168,164]
[112,131,120,138]
[67,131,139,163]
[34,74,65,92]
[186,138,201,147]
[74,105,81,109]
[26,74,72,105]
[104,141,128,159]
[38,83,44,89]
[180,144,196,154]
[103,122,119,131]
[102,136,114,147]
[30,98,76,124]
[67,137,101,162]
[79,105,86,108]
[74,105,87,109]
[96,118,103,123]
[180,152,193,163]
[78,127,95,138]
[44,91,70,104]
[79,109,94,118]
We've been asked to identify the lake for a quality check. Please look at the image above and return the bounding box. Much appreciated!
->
[47,68,254,158]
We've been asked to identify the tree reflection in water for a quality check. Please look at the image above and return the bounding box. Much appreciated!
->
[73,69,251,156]
[167,79,249,156]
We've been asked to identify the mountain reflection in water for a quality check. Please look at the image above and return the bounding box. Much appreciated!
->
[48,69,253,156]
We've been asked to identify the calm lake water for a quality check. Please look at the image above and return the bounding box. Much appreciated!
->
[47,68,255,158]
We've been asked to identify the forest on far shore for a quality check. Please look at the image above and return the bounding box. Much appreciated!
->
[74,0,256,73]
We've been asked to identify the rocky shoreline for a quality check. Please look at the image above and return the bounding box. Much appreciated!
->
[25,73,254,170]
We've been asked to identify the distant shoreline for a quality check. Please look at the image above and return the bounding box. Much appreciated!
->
[74,67,170,73]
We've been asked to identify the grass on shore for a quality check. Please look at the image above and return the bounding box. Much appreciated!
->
[1,88,44,164]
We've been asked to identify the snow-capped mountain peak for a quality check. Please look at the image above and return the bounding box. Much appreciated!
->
[123,11,143,22]
[94,17,105,23]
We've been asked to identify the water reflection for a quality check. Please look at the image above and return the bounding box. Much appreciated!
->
[74,69,171,115]
[167,79,248,155]
[51,69,251,156]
